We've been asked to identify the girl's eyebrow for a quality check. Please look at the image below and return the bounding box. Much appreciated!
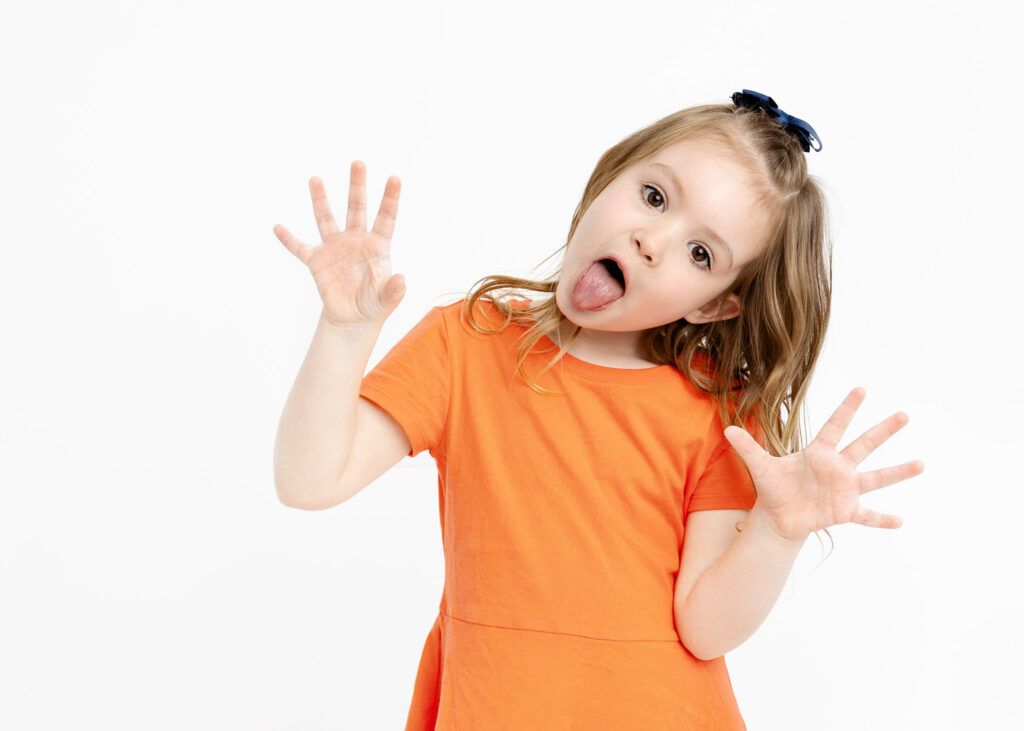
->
[649,161,735,269]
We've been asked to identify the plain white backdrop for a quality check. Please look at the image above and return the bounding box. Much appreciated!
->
[1,0,1019,728]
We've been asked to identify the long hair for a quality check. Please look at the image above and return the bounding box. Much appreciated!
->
[458,101,832,464]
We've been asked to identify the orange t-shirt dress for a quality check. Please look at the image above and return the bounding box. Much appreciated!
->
[358,297,762,730]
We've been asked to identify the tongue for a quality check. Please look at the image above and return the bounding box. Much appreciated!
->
[572,261,625,311]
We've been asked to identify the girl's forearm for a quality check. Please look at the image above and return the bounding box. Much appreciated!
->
[273,308,382,509]
[677,504,807,661]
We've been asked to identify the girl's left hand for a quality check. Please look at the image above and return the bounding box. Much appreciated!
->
[723,387,925,542]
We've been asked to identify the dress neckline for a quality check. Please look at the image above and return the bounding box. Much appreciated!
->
[539,333,680,384]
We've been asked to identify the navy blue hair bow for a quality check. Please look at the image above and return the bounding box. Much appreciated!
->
[731,89,822,152]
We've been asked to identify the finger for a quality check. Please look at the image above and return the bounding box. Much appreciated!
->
[723,425,768,471]
[371,175,401,240]
[273,223,314,264]
[859,459,925,495]
[814,387,866,450]
[852,505,903,529]
[346,160,367,231]
[841,411,910,466]
[309,176,341,240]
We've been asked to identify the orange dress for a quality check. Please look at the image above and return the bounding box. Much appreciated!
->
[358,297,761,730]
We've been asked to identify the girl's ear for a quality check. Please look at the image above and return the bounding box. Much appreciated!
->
[684,293,741,324]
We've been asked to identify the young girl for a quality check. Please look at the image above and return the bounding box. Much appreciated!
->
[272,90,924,730]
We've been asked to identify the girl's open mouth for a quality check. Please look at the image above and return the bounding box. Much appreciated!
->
[601,258,626,289]
[571,258,627,311]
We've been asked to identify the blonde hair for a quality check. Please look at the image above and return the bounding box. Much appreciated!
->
[459,101,832,468]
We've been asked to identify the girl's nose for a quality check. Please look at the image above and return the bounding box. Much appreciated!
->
[634,228,670,263]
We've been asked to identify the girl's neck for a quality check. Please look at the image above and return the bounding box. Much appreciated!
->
[551,321,660,369]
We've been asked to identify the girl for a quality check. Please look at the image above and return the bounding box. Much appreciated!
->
[272,90,924,730]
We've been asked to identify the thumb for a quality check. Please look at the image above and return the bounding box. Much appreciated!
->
[384,273,406,308]
[723,425,764,467]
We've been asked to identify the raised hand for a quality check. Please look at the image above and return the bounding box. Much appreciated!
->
[273,160,405,328]
[723,387,925,542]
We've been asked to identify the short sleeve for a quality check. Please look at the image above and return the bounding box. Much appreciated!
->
[686,410,766,514]
[358,305,450,458]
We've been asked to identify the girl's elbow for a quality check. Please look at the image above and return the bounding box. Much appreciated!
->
[677,626,717,661]
[676,611,715,661]
[684,641,719,662]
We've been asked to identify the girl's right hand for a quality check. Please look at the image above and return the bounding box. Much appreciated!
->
[273,161,406,329]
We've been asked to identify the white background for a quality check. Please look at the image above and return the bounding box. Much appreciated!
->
[1,1,1020,728]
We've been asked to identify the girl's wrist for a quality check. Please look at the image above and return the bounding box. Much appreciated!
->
[747,502,809,549]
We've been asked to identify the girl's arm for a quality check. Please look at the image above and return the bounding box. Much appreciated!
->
[274,310,412,510]
[273,165,409,509]
[675,387,924,660]
[674,505,805,661]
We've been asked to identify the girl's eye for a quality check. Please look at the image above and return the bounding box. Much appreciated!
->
[642,183,713,272]
[641,183,665,211]
[687,242,713,271]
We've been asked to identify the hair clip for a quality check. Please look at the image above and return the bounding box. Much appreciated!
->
[731,89,822,153]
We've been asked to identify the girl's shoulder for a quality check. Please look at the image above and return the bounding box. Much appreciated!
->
[442,294,538,334]
[413,294,527,346]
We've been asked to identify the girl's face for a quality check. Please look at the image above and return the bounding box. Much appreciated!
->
[554,137,773,361]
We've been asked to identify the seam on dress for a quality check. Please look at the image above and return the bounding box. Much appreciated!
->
[440,610,681,644]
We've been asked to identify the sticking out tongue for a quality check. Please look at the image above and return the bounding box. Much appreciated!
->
[572,260,625,311]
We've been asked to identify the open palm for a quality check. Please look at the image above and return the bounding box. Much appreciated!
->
[724,387,925,541]
[273,160,405,328]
